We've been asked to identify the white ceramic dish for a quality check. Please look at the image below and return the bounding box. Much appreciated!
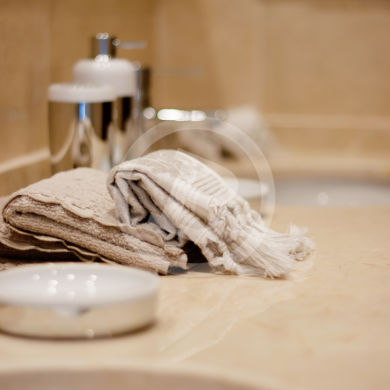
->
[0,263,159,338]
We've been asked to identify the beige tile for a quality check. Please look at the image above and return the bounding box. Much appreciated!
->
[152,0,261,109]
[0,0,50,163]
[263,0,390,116]
[152,0,220,109]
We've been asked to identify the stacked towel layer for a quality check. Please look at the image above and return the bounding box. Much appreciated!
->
[0,168,185,274]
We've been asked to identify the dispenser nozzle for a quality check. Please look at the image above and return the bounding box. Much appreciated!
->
[91,33,146,59]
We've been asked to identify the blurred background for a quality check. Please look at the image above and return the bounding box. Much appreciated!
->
[1,0,390,194]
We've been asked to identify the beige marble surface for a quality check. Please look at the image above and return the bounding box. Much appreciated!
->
[221,150,390,181]
[0,201,389,389]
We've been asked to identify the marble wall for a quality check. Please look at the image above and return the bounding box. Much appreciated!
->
[0,0,389,193]
[152,0,390,153]
[0,0,154,194]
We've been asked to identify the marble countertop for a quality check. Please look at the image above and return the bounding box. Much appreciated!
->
[0,203,389,389]
[0,152,389,389]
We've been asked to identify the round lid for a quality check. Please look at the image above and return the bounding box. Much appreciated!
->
[0,263,159,338]
[48,83,117,103]
[0,263,159,307]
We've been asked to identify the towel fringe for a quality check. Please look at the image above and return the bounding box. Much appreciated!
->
[206,200,314,277]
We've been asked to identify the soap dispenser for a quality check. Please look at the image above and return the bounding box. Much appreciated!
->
[73,33,144,165]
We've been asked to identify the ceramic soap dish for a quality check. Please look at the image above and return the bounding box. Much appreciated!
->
[0,262,159,338]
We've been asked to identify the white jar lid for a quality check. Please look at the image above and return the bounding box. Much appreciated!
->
[73,58,137,97]
[48,83,117,103]
[0,263,159,338]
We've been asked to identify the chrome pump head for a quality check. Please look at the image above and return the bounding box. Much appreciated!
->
[91,33,146,59]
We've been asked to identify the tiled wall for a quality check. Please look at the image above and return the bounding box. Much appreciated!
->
[0,0,154,194]
[152,0,390,154]
[257,0,390,153]
[1,0,390,194]
[0,0,51,193]
[152,0,262,109]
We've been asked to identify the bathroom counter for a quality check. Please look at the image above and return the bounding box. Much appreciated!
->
[222,150,390,181]
[0,202,389,390]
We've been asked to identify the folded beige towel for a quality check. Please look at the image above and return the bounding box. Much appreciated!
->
[0,150,313,277]
[108,150,314,277]
[0,169,186,274]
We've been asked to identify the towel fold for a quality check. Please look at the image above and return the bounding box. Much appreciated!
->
[0,150,313,277]
[0,168,186,274]
[108,150,314,277]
